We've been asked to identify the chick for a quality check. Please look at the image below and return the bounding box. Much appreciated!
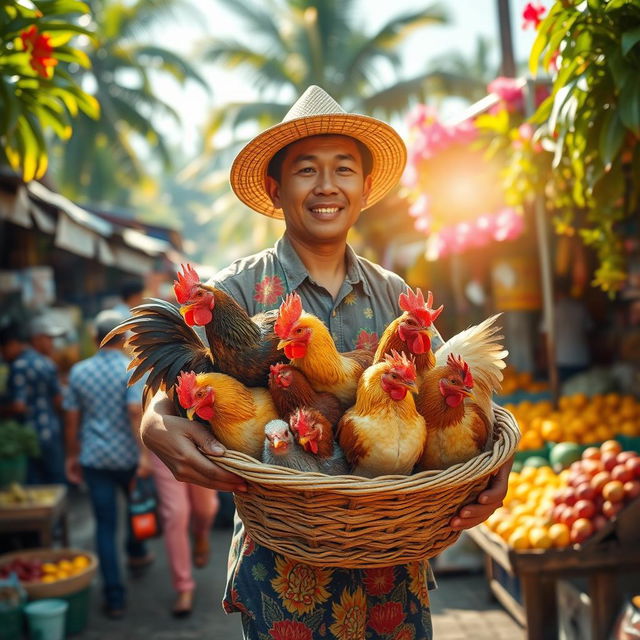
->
[261,419,320,472]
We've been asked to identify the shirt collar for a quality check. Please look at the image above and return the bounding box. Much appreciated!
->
[275,234,372,297]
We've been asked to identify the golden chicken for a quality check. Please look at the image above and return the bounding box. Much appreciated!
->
[274,292,372,407]
[175,370,278,460]
[416,315,508,470]
[337,351,426,478]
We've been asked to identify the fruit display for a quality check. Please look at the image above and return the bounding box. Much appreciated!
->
[0,554,91,584]
[0,483,59,507]
[504,392,640,452]
[499,367,549,398]
[484,442,640,551]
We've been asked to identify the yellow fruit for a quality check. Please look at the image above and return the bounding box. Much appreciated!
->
[495,520,516,540]
[41,575,57,583]
[548,523,571,548]
[73,555,90,570]
[55,571,69,580]
[508,527,530,551]
[541,419,563,442]
[570,393,588,410]
[42,563,57,574]
[529,527,553,550]
[620,420,638,436]
[604,393,620,409]
[57,560,73,573]
[514,483,532,502]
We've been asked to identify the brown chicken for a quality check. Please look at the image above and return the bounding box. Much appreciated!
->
[173,264,282,387]
[175,370,278,460]
[337,351,426,478]
[268,363,344,427]
[274,292,373,407]
[374,287,443,380]
[289,407,349,475]
[416,315,508,470]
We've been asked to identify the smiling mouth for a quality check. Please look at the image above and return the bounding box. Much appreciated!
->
[308,206,343,219]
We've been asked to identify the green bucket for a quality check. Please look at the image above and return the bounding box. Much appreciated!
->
[60,587,91,636]
[0,455,27,487]
[0,605,24,640]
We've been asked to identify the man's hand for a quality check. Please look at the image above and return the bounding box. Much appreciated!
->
[141,394,247,492]
[450,455,513,530]
[65,455,82,485]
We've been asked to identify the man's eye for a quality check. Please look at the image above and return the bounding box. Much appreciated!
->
[298,167,315,174]
[338,166,354,173]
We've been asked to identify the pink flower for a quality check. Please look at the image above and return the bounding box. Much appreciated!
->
[522,2,546,29]
[355,330,379,352]
[408,194,429,218]
[488,77,524,112]
[253,275,285,305]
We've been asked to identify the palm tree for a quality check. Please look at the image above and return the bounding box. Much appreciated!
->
[200,0,455,139]
[51,0,208,207]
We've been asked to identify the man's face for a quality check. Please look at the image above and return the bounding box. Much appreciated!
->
[1,340,21,362]
[266,135,372,244]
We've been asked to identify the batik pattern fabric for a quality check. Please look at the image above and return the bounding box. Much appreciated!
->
[209,234,439,639]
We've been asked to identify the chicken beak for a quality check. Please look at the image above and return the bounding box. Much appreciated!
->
[277,339,289,350]
[179,303,193,319]
[272,438,286,449]
[186,407,196,420]
[298,435,311,446]
[402,380,418,394]
[461,387,474,399]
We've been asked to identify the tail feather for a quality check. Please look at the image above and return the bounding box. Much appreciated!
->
[435,314,508,420]
[103,298,214,399]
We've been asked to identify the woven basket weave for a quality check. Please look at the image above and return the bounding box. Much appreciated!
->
[213,405,520,568]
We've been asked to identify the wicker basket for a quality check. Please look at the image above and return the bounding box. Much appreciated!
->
[214,405,520,568]
[0,548,98,599]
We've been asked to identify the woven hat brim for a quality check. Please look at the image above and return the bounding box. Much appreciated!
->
[230,114,407,219]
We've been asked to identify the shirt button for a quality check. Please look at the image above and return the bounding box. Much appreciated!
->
[332,310,336,317]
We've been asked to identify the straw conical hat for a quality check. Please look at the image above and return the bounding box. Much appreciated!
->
[230,85,407,219]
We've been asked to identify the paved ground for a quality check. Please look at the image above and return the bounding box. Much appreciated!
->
[62,488,524,640]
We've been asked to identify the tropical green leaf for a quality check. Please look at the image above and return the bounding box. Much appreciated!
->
[621,26,640,56]
[32,1,90,16]
[619,75,640,135]
[134,45,208,87]
[599,108,625,168]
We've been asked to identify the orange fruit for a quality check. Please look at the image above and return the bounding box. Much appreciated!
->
[41,575,57,583]
[541,419,563,442]
[548,523,571,548]
[508,527,530,551]
[73,556,90,570]
[496,520,516,540]
[529,527,553,550]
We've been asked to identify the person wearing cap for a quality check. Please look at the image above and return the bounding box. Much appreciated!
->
[0,321,65,485]
[63,310,154,619]
[29,316,66,360]
[141,86,511,638]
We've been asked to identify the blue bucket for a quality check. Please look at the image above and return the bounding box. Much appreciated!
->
[24,599,68,640]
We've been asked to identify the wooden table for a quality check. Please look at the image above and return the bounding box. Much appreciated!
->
[0,484,68,547]
[468,524,640,640]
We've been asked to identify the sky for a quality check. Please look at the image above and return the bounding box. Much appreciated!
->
[153,0,540,155]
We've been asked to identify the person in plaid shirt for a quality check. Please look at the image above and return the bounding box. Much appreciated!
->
[64,310,153,619]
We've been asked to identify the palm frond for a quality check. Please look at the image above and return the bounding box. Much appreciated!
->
[133,45,209,88]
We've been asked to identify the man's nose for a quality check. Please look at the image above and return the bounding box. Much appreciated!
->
[313,169,339,194]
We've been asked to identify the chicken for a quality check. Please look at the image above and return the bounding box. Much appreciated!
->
[173,263,282,387]
[289,407,349,475]
[268,363,344,427]
[262,419,320,472]
[416,315,508,470]
[337,351,426,478]
[274,292,373,407]
[102,299,215,407]
[374,288,443,380]
[175,370,278,460]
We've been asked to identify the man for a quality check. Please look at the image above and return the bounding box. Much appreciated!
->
[29,315,66,360]
[141,86,512,638]
[64,310,153,619]
[112,280,145,317]
[0,322,65,484]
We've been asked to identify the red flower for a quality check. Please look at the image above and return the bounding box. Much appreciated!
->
[363,566,395,596]
[393,626,416,640]
[242,534,255,556]
[367,601,406,635]
[522,3,546,29]
[20,25,58,78]
[355,329,379,352]
[268,619,313,640]
[254,275,285,305]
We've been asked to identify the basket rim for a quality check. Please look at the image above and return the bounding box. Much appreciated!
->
[212,405,519,494]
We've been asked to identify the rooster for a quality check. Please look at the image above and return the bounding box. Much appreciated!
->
[274,292,373,407]
[262,419,320,472]
[289,408,349,475]
[175,370,278,460]
[337,351,426,478]
[268,363,344,427]
[374,288,443,380]
[173,264,282,387]
[416,315,508,470]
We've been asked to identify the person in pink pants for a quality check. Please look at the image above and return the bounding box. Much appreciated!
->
[151,453,219,616]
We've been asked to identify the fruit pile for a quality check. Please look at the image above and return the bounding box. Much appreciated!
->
[484,441,640,551]
[0,555,91,584]
[505,393,640,451]
[549,441,640,543]
[500,367,549,396]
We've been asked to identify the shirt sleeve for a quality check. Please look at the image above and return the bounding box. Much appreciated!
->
[47,362,62,399]
[7,363,28,405]
[63,368,80,411]
[126,371,145,407]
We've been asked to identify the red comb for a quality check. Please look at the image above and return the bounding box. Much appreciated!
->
[398,288,443,326]
[173,264,200,304]
[447,354,474,387]
[274,292,303,339]
[384,349,417,382]
[175,371,197,408]
[290,408,312,436]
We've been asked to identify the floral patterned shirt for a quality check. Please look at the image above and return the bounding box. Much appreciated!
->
[210,234,442,640]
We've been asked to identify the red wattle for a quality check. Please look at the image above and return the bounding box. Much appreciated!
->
[285,343,307,359]
[389,386,408,401]
[192,306,213,326]
[196,406,215,420]
[309,440,319,454]
[184,308,196,326]
[445,394,464,408]
[408,333,429,355]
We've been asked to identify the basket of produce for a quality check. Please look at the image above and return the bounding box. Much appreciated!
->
[108,267,520,568]
[0,549,97,599]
